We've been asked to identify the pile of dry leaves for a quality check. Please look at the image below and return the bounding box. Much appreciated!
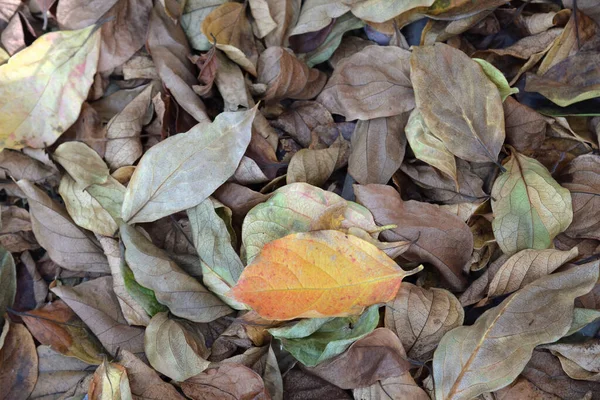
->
[1,0,600,399]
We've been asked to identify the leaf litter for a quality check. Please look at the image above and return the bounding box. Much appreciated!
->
[0,1,600,399]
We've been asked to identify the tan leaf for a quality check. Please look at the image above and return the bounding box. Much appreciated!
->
[283,369,350,400]
[491,151,573,255]
[144,312,210,382]
[355,184,471,291]
[249,0,277,38]
[88,361,133,400]
[122,107,256,224]
[487,247,579,298]
[317,45,414,120]
[433,261,599,400]
[290,0,351,36]
[51,277,146,358]
[264,0,301,48]
[118,350,185,400]
[0,149,58,184]
[201,2,258,67]
[271,100,334,148]
[257,46,326,101]
[558,154,600,240]
[120,224,231,323]
[491,376,561,400]
[0,321,38,400]
[287,135,349,186]
[16,179,109,273]
[214,50,253,112]
[62,103,107,157]
[53,141,109,187]
[181,0,227,51]
[349,114,408,185]
[105,84,153,170]
[503,97,547,153]
[0,25,100,150]
[385,282,464,362]
[181,363,270,399]
[353,374,430,400]
[542,340,600,382]
[0,248,15,328]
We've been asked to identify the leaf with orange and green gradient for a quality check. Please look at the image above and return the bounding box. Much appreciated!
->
[229,230,422,320]
[0,25,101,150]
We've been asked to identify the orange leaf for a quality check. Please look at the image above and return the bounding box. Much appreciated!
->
[229,230,422,320]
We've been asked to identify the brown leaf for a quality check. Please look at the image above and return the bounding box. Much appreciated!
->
[283,369,351,400]
[257,46,326,101]
[263,0,301,48]
[51,277,146,359]
[13,251,47,312]
[355,184,471,291]
[201,2,258,67]
[181,363,270,399]
[491,376,561,400]
[88,361,132,400]
[385,282,464,362]
[542,340,600,382]
[348,114,408,185]
[557,154,600,240]
[271,101,334,148]
[353,374,430,400]
[213,183,271,224]
[105,84,153,170]
[410,43,504,164]
[118,349,184,400]
[286,135,349,186]
[305,328,411,390]
[147,2,209,123]
[503,96,547,153]
[57,0,153,72]
[317,45,414,120]
[0,321,38,400]
[21,300,105,365]
[522,350,600,400]
[16,179,109,273]
[1,12,27,56]
[0,149,58,184]
[61,103,107,158]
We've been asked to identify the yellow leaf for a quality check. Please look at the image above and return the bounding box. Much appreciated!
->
[229,230,422,320]
[0,25,101,150]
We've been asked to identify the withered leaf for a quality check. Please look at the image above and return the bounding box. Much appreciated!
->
[122,107,256,224]
[0,149,58,184]
[433,261,599,400]
[88,361,132,400]
[0,248,15,327]
[287,135,349,186]
[317,45,414,120]
[53,141,109,187]
[503,96,547,153]
[181,363,270,399]
[385,282,464,362]
[17,179,109,273]
[0,321,38,400]
[283,369,351,400]
[181,0,227,51]
[355,184,471,291]
[410,43,504,164]
[271,100,334,148]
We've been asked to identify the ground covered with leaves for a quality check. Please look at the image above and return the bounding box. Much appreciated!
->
[1,0,600,399]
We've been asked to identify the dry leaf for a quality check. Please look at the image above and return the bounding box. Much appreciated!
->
[353,374,430,400]
[181,0,227,51]
[53,141,109,187]
[283,369,351,400]
[410,43,504,164]
[0,248,15,329]
[385,282,464,362]
[144,312,210,382]
[317,45,414,120]
[433,261,599,400]
[355,184,471,291]
[249,0,277,38]
[0,321,38,400]
[491,150,573,255]
[0,25,100,149]
[264,0,301,48]
[230,230,421,320]
[0,149,58,184]
[287,135,349,186]
[271,100,334,148]
[181,363,270,399]
[503,96,547,153]
[122,107,256,224]
[349,113,408,185]
[17,179,109,273]
[88,361,133,400]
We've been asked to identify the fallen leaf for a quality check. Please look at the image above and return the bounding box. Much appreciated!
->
[51,277,146,358]
[16,179,109,273]
[230,230,421,320]
[181,363,269,399]
[503,96,547,153]
[432,261,599,400]
[144,312,211,382]
[88,361,132,400]
[117,349,185,400]
[287,135,349,186]
[490,376,561,400]
[53,141,109,187]
[487,247,579,298]
[306,328,411,389]
[0,321,38,400]
[0,149,58,184]
[268,305,379,366]
[354,184,471,290]
[0,247,15,327]
[473,58,519,101]
[242,182,377,263]
[405,109,457,184]
[491,150,573,255]
[283,368,351,400]
[20,300,105,365]
[0,24,100,149]
[181,0,227,51]
[249,0,277,38]
[353,374,430,400]
[12,251,47,312]
[317,45,414,120]
[264,0,301,48]
[122,107,256,224]
[121,223,231,322]
[62,103,107,157]
[410,43,504,164]
[349,113,408,185]
[385,282,464,362]
[105,84,153,170]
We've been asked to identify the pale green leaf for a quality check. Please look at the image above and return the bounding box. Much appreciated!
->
[474,58,519,102]
[0,247,16,328]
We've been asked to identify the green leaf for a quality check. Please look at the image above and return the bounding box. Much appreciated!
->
[491,151,573,255]
[474,58,519,102]
[269,305,379,367]
[242,183,378,263]
[120,260,168,317]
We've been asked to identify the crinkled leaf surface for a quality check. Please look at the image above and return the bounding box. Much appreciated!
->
[230,230,420,320]
[0,25,100,149]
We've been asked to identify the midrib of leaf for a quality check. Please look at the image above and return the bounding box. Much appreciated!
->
[242,273,402,293]
[445,293,519,399]
[514,153,538,249]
